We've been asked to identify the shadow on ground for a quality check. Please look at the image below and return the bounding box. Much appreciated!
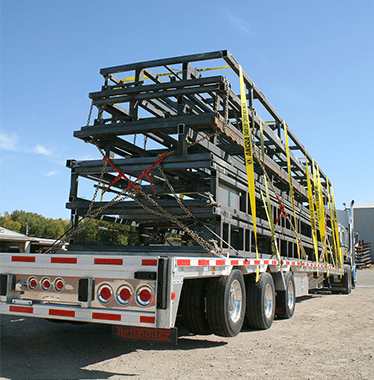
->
[0,315,226,380]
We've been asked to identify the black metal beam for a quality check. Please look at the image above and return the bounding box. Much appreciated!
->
[100,50,227,75]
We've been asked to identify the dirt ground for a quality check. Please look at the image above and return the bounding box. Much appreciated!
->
[1,268,373,380]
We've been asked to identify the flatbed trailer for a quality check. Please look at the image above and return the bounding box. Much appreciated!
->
[0,51,351,342]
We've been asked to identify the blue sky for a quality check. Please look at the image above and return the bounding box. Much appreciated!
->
[1,0,373,220]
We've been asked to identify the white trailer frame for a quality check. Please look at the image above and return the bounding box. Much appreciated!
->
[0,252,345,341]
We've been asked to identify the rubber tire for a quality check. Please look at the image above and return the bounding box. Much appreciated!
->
[331,265,352,294]
[181,278,211,335]
[341,264,352,294]
[246,272,275,330]
[275,272,296,319]
[206,269,246,337]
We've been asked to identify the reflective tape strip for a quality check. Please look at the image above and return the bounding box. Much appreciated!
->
[176,258,279,267]
[5,254,161,274]
[198,259,210,266]
[282,261,301,266]
[142,259,158,266]
[92,312,121,321]
[94,258,123,265]
[51,257,77,264]
[12,256,35,263]
[9,305,33,313]
[6,254,154,266]
[49,309,75,317]
[140,316,156,324]
[177,259,191,266]
[4,304,158,326]
[173,257,344,273]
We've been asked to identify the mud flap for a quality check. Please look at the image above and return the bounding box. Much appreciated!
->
[112,325,178,345]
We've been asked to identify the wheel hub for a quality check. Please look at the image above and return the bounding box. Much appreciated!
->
[229,279,242,323]
[265,283,274,319]
[287,280,295,309]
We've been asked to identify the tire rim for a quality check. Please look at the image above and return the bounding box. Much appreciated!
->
[287,280,295,310]
[265,283,274,319]
[229,279,242,323]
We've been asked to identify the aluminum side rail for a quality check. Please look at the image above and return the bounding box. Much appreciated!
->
[0,252,343,329]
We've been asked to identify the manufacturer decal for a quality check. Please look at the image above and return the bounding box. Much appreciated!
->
[113,325,178,344]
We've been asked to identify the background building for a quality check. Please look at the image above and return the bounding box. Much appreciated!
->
[353,202,374,262]
[0,227,66,253]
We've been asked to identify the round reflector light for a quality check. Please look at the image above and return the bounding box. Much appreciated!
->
[116,285,133,306]
[54,278,65,292]
[28,277,38,290]
[136,286,153,307]
[98,284,113,304]
[41,278,51,291]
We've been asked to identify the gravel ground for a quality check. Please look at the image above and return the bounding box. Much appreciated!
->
[1,268,373,380]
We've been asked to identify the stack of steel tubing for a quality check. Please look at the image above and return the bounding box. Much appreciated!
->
[355,241,372,268]
[66,50,336,262]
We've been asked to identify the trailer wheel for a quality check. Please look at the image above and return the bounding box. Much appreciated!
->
[341,264,352,294]
[330,265,352,294]
[181,278,211,335]
[206,269,246,337]
[246,272,275,330]
[275,271,295,319]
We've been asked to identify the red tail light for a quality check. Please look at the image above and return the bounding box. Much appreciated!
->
[41,278,51,291]
[136,286,153,307]
[54,278,65,292]
[116,285,133,306]
[27,277,38,290]
[98,284,113,304]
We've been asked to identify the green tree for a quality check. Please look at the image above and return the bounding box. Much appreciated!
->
[0,210,70,239]
[0,214,22,233]
[0,210,135,245]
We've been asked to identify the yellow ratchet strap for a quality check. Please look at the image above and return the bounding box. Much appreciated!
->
[326,178,337,266]
[313,161,324,258]
[239,65,259,281]
[284,122,300,261]
[317,169,328,263]
[331,186,343,268]
[327,180,339,266]
[316,165,327,263]
[305,157,319,271]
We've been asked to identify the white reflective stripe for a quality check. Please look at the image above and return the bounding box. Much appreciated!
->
[2,303,156,326]
[176,257,343,274]
[3,253,159,267]
[176,258,280,267]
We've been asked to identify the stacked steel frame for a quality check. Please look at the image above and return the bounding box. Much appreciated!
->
[67,50,335,262]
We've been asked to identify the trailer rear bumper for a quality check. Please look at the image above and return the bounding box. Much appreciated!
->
[1,301,157,327]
